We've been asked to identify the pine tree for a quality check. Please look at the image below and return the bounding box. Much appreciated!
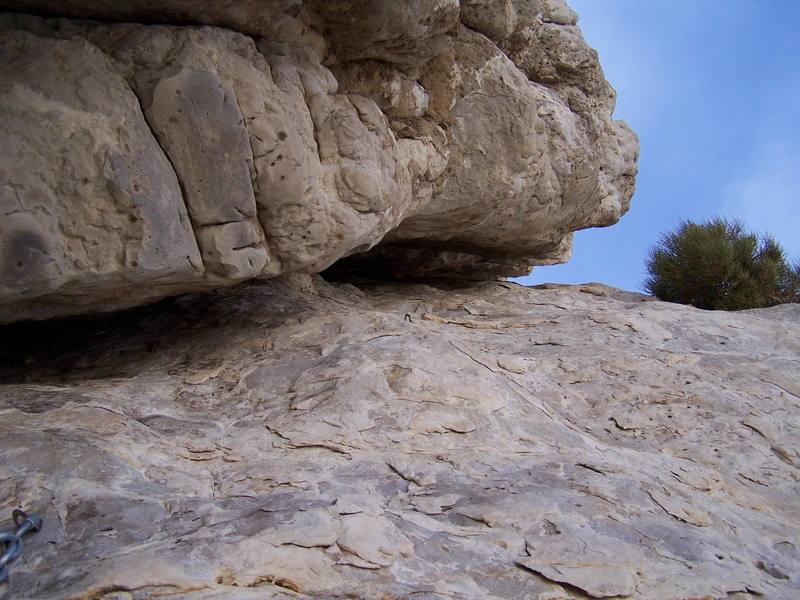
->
[645,218,800,310]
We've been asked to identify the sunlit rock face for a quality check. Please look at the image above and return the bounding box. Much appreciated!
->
[0,1,638,322]
[1,279,797,598]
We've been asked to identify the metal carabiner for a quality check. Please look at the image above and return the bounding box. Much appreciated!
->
[0,509,43,584]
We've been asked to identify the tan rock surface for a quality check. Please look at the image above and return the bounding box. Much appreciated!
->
[0,1,638,322]
[1,279,797,598]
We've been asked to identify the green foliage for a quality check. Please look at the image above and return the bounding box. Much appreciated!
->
[645,218,800,310]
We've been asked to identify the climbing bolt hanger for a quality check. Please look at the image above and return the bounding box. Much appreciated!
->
[0,510,43,584]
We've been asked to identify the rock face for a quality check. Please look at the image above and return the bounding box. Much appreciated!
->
[0,1,638,322]
[1,279,798,599]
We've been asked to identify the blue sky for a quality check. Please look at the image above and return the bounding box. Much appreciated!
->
[517,0,800,291]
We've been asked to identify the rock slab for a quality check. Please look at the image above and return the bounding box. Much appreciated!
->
[0,279,797,599]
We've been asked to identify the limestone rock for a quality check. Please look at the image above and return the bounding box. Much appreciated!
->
[0,280,798,598]
[461,0,518,41]
[0,1,638,322]
[0,26,203,313]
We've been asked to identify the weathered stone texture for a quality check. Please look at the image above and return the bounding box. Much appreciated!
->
[0,26,203,309]
[0,1,638,322]
[1,280,797,598]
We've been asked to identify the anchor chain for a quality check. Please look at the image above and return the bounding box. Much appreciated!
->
[0,510,43,584]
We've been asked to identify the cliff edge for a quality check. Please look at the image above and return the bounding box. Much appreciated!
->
[0,0,637,322]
